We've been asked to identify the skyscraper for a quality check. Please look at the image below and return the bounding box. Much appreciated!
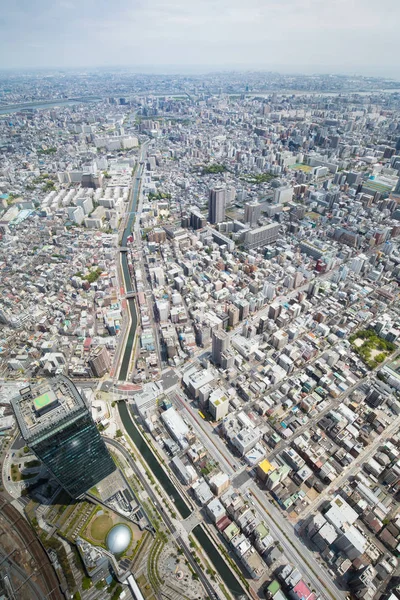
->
[208,187,226,224]
[11,376,116,498]
[211,329,230,366]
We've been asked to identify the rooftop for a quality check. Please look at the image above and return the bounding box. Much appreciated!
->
[33,390,57,412]
[11,375,87,441]
[258,459,275,474]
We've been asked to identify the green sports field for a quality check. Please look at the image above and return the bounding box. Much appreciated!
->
[33,391,55,410]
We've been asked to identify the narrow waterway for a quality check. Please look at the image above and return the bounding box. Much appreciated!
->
[118,297,137,381]
[118,167,142,381]
[118,402,248,598]
[193,525,247,599]
[118,402,191,517]
[117,151,248,598]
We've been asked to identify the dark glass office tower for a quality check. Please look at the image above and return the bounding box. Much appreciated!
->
[11,376,115,499]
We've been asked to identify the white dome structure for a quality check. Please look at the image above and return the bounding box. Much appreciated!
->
[106,524,132,554]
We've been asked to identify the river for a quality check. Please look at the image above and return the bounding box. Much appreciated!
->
[0,97,101,115]
[1,87,399,117]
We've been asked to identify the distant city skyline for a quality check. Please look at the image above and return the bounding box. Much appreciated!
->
[1,0,400,79]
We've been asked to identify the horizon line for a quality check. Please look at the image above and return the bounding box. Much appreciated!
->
[0,65,399,82]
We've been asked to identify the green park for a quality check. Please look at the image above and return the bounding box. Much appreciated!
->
[349,329,396,369]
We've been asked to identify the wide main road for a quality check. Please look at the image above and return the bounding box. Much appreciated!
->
[170,387,344,598]
[247,484,346,600]
[170,388,344,600]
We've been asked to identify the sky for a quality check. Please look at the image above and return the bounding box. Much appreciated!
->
[1,0,400,78]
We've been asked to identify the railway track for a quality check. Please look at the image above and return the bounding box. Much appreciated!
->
[0,493,66,600]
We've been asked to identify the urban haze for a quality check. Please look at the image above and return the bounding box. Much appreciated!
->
[1,4,400,600]
[0,0,399,76]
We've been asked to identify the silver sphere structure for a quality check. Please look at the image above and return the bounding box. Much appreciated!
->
[106,524,132,554]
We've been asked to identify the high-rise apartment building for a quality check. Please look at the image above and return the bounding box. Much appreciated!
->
[225,185,236,206]
[350,254,367,274]
[257,315,269,334]
[228,305,240,327]
[11,376,116,498]
[208,389,229,421]
[293,271,304,288]
[268,302,281,321]
[212,329,230,366]
[190,208,207,230]
[156,300,170,322]
[238,299,250,321]
[273,186,293,204]
[244,201,261,226]
[208,187,226,224]
[89,346,111,377]
[263,282,275,300]
[244,223,280,250]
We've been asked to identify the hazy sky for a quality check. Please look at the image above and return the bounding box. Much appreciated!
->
[1,0,400,77]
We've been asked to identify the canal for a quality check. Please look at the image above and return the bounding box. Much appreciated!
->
[118,296,137,381]
[118,403,249,598]
[118,402,191,518]
[118,167,142,381]
[193,525,247,599]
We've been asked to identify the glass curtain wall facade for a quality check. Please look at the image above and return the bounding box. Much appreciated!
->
[31,408,115,498]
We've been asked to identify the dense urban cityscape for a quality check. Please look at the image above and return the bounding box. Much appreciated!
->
[1,68,400,600]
